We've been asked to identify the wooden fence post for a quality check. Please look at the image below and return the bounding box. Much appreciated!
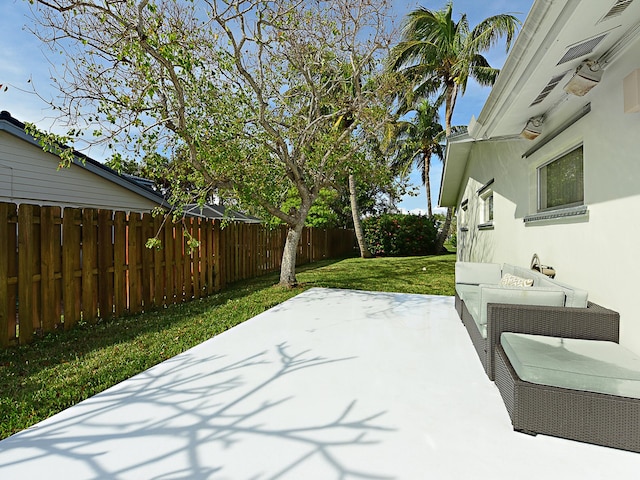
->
[18,204,35,344]
[153,215,164,307]
[141,213,153,310]
[128,212,141,314]
[163,216,175,305]
[113,211,127,316]
[63,208,81,331]
[82,208,98,323]
[98,210,114,320]
[174,220,184,303]
[40,206,61,333]
[196,218,203,297]
[0,203,10,347]
[213,220,222,291]
[183,217,194,301]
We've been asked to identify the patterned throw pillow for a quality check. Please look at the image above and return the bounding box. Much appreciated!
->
[499,273,534,287]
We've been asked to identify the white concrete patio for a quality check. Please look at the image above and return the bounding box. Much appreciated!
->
[1,288,639,479]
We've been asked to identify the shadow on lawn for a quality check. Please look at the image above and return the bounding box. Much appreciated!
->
[0,258,345,378]
[0,341,395,479]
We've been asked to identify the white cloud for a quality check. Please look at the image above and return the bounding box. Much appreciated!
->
[433,206,447,216]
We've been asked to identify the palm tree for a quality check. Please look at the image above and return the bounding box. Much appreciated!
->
[389,2,520,251]
[387,100,444,217]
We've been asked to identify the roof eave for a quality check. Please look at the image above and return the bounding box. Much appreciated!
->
[471,0,573,140]
[439,134,474,208]
[0,111,168,208]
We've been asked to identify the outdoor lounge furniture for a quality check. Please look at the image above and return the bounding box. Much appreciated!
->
[495,332,640,453]
[455,262,620,380]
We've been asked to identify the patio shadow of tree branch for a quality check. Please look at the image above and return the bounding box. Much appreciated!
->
[0,342,394,479]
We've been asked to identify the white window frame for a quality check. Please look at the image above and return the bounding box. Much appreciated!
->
[480,190,494,225]
[537,145,584,212]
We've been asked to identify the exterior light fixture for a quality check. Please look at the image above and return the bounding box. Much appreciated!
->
[564,60,602,96]
[520,116,544,140]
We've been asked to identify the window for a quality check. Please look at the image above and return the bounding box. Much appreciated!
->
[538,146,584,211]
[459,199,468,227]
[476,178,495,229]
[478,189,494,229]
[482,191,494,223]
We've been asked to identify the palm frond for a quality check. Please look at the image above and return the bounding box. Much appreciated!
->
[470,14,521,53]
[470,64,500,87]
[389,2,521,132]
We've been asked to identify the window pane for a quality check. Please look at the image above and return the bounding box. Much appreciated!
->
[539,146,583,210]
[482,192,494,223]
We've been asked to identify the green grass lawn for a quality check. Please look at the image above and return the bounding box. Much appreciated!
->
[0,253,455,440]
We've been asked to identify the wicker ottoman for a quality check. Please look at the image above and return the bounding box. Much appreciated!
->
[495,333,640,453]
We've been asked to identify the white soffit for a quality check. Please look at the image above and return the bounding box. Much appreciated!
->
[439,134,474,207]
[472,0,640,140]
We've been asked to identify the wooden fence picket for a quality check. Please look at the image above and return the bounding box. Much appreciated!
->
[113,211,127,317]
[141,213,153,310]
[98,210,114,320]
[0,203,10,347]
[82,208,98,323]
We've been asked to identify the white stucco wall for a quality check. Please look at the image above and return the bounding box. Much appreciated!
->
[456,37,640,354]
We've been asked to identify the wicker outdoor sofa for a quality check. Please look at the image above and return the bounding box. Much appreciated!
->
[454,262,620,380]
[495,332,640,453]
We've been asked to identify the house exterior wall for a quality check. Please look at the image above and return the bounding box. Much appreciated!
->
[455,36,640,354]
[0,131,160,212]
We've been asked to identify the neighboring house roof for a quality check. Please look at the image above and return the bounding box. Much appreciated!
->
[440,0,640,206]
[0,110,168,210]
[1,111,260,222]
[184,204,262,223]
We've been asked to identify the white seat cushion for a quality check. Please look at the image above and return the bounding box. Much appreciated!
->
[501,333,640,399]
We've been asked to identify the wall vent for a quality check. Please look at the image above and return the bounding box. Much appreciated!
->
[530,72,568,106]
[600,0,634,22]
[557,34,608,65]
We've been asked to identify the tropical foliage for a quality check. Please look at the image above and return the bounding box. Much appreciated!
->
[386,100,445,217]
[26,0,397,286]
[389,1,520,251]
[363,214,437,256]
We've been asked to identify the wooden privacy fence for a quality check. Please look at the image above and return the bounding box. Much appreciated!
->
[0,201,355,347]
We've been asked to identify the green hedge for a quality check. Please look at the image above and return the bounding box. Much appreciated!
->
[363,214,437,256]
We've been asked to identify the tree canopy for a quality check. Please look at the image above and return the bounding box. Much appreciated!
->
[388,1,520,251]
[26,0,397,286]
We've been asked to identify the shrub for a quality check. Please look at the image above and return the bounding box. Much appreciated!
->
[363,214,437,256]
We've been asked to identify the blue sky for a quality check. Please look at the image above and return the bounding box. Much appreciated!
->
[0,0,533,213]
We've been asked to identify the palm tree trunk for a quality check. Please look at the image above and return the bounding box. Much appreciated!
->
[435,85,457,252]
[443,82,457,137]
[349,174,373,258]
[424,153,432,217]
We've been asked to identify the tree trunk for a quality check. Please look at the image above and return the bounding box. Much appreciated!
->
[424,153,432,218]
[279,222,305,287]
[349,174,373,258]
[434,206,453,253]
[444,83,457,137]
[434,85,457,253]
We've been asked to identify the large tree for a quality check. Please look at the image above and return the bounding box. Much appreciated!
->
[389,2,520,251]
[387,100,444,218]
[26,0,394,287]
